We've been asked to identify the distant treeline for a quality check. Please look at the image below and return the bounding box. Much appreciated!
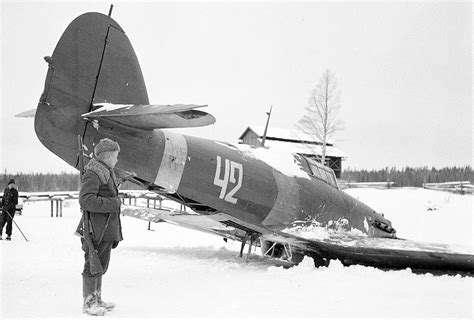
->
[341,166,473,187]
[0,173,80,192]
[1,166,472,191]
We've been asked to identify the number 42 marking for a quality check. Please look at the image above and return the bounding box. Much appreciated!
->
[213,156,243,204]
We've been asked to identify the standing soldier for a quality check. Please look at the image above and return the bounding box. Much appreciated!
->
[76,138,123,316]
[0,179,19,241]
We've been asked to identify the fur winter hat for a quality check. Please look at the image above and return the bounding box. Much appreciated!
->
[94,138,120,157]
[8,179,15,185]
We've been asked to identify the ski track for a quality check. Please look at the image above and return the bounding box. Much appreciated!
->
[0,188,473,319]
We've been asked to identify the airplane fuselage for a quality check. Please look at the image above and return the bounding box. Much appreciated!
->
[80,120,392,238]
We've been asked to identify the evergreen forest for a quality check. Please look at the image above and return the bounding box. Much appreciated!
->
[1,166,472,191]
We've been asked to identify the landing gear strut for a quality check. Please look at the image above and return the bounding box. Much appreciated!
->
[239,232,257,262]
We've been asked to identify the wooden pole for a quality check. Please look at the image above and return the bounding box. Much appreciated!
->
[261,105,272,147]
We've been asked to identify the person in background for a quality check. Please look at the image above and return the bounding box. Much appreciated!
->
[0,179,19,241]
[76,138,123,316]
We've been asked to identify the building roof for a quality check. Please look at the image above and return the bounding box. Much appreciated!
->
[239,125,335,145]
[262,139,346,158]
[239,125,345,158]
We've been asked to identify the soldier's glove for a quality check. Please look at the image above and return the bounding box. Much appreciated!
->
[119,170,137,183]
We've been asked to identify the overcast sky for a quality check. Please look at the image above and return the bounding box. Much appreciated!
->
[1,1,472,174]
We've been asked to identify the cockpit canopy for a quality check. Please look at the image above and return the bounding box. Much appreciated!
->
[301,155,338,188]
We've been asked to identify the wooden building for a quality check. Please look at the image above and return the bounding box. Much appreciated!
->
[238,125,346,178]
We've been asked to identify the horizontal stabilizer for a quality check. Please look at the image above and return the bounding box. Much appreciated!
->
[15,109,37,118]
[82,103,215,130]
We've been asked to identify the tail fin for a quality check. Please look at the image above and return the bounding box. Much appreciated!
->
[34,12,148,168]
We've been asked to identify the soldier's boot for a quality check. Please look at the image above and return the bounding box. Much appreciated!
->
[96,276,115,311]
[82,275,107,316]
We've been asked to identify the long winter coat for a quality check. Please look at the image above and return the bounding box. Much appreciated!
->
[76,159,123,242]
[1,186,18,213]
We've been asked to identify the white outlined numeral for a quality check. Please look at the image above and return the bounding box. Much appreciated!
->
[213,156,243,204]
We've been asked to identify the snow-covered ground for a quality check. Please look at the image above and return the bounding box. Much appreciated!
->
[0,188,472,319]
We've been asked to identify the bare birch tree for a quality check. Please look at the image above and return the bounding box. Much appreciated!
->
[297,69,343,165]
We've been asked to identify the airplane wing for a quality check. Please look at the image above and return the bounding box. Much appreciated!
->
[122,203,474,276]
[121,205,247,243]
[268,232,474,275]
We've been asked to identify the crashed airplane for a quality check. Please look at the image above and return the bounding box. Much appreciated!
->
[22,11,473,275]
